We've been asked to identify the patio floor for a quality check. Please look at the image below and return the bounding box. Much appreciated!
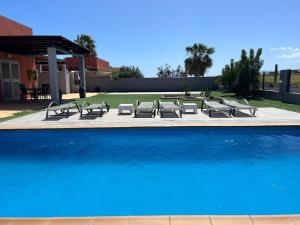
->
[0,215,300,225]
[0,93,98,119]
[1,107,300,129]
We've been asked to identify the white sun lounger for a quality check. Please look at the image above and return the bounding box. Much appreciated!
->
[201,99,232,117]
[158,100,183,117]
[223,99,257,116]
[134,100,156,117]
[46,101,80,119]
[80,101,110,118]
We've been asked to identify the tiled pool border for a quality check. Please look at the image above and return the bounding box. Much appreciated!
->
[1,215,300,225]
[1,122,300,130]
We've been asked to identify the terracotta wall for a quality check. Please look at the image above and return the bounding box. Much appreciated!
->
[0,15,32,36]
[0,52,35,85]
[0,53,35,101]
[96,58,110,70]
[0,16,34,101]
[65,56,110,71]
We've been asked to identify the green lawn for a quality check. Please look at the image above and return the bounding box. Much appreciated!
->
[210,91,300,113]
[76,94,163,108]
[77,91,300,113]
[77,93,206,108]
[1,91,300,122]
[0,110,33,123]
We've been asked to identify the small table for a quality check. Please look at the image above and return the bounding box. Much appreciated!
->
[118,104,134,115]
[182,103,198,114]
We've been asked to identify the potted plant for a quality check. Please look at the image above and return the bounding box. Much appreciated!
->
[27,69,39,87]
[79,86,86,98]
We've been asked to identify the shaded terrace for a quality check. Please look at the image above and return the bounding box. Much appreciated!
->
[0,35,90,103]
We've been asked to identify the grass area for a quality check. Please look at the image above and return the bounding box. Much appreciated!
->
[0,110,33,123]
[210,91,300,113]
[76,94,163,108]
[1,91,300,122]
[77,91,300,113]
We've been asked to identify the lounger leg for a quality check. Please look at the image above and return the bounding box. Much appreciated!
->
[46,110,49,119]
[80,109,83,118]
[201,101,204,111]
[100,108,103,117]
[208,109,211,117]
[232,108,235,116]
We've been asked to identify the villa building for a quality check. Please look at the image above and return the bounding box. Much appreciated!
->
[0,15,35,101]
[65,56,110,71]
[0,15,109,102]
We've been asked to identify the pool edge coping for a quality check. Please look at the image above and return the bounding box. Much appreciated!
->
[1,122,300,130]
[1,215,300,225]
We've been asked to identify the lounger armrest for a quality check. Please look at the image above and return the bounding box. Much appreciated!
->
[105,101,110,111]
[200,99,207,111]
[74,102,81,111]
[242,99,250,106]
[153,100,157,108]
[81,101,89,108]
[219,98,228,104]
[213,97,223,103]
[136,100,140,107]
[48,101,58,108]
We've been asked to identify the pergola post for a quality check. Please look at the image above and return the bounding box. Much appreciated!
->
[78,55,86,98]
[47,47,60,103]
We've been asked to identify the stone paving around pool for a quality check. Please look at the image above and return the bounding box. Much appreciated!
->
[0,215,300,225]
[1,107,300,129]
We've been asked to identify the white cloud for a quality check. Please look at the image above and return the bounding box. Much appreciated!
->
[270,46,300,59]
[277,52,300,59]
[270,47,300,52]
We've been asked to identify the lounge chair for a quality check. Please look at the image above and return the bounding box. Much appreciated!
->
[134,100,156,117]
[46,101,80,119]
[222,98,257,116]
[80,101,110,118]
[158,100,183,118]
[201,99,232,117]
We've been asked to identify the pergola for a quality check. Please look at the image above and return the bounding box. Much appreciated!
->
[0,35,91,102]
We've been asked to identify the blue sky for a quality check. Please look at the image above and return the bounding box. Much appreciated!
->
[2,0,300,77]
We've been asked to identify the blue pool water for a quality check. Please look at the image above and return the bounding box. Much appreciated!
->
[0,127,300,217]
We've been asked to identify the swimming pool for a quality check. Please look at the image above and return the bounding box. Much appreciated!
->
[0,127,300,217]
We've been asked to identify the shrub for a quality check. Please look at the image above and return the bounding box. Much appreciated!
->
[157,64,186,78]
[113,66,144,79]
[181,83,191,96]
[216,59,238,92]
[217,48,263,97]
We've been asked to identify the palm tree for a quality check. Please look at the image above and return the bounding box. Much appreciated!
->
[75,34,97,56]
[184,43,215,76]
